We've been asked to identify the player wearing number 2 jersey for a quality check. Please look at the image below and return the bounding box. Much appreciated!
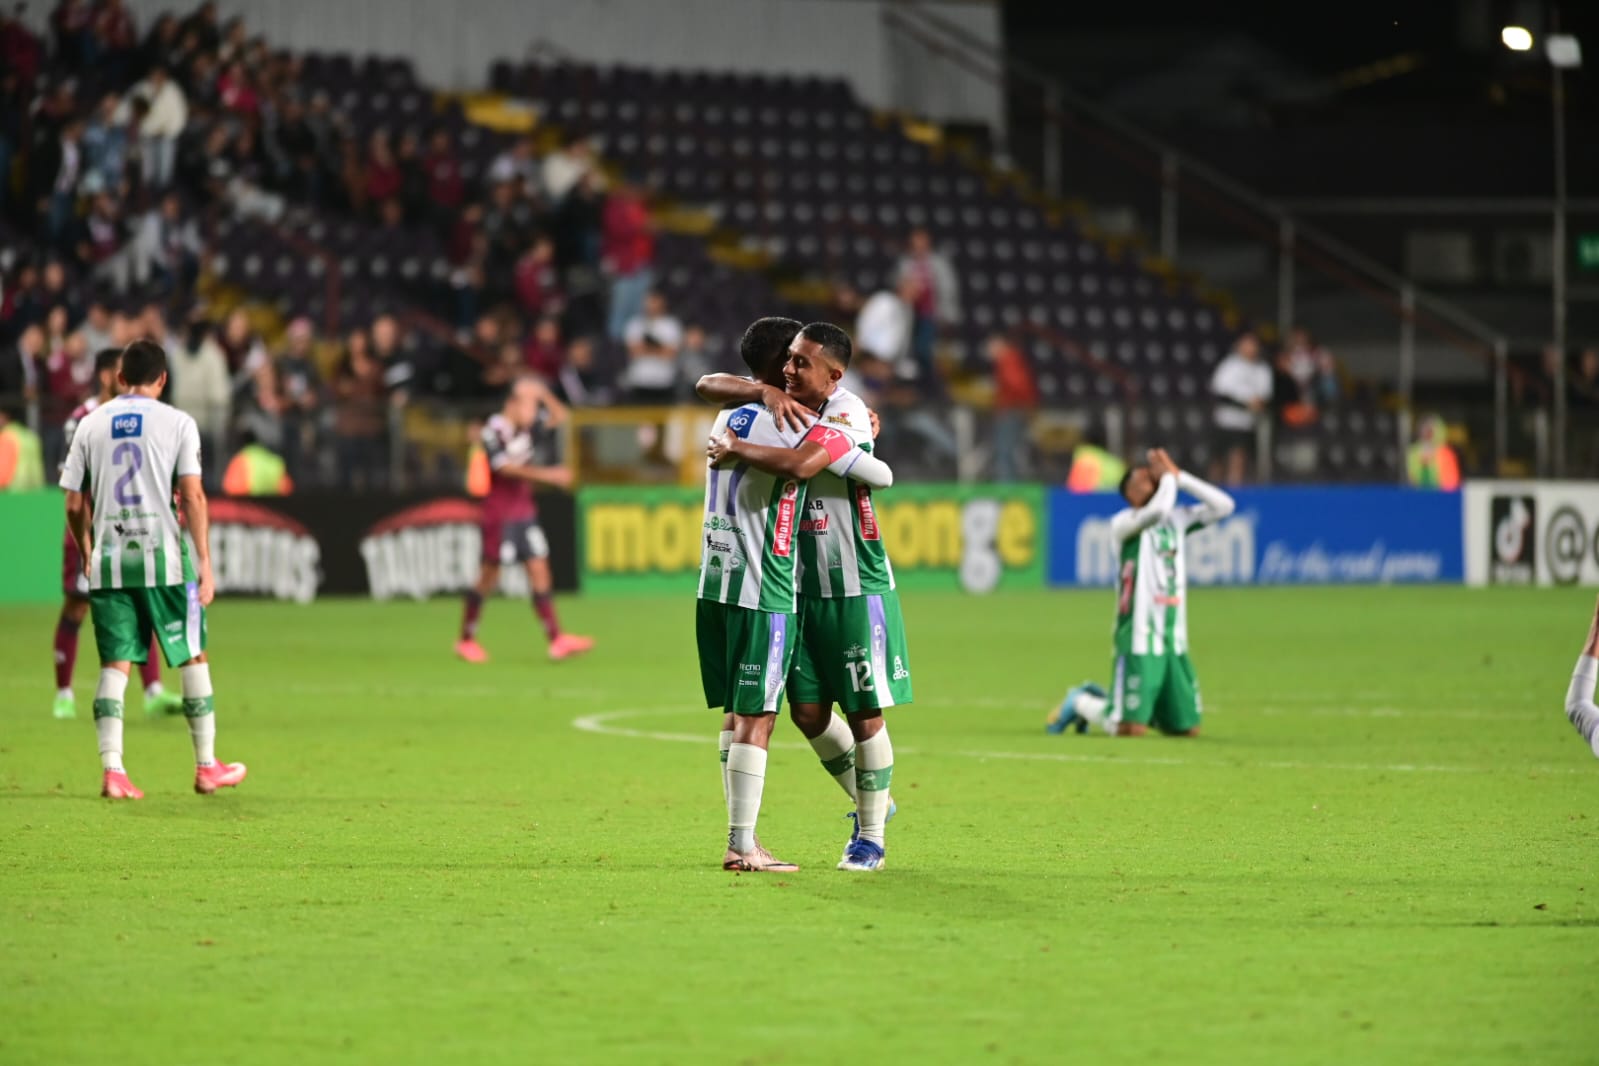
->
[698,321,895,873]
[60,340,246,799]
[1048,448,1235,738]
[50,348,182,721]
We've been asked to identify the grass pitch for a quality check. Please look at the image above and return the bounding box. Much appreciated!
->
[2,586,1596,1065]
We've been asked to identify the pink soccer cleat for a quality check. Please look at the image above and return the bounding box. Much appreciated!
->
[194,761,248,795]
[723,842,800,873]
[101,770,144,800]
[548,633,595,661]
[455,639,489,663]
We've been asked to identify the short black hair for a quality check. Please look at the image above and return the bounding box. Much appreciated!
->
[119,339,168,386]
[799,321,852,368]
[1118,463,1146,503]
[738,316,802,376]
[93,348,122,376]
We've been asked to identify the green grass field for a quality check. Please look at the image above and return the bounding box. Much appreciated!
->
[2,586,1597,1065]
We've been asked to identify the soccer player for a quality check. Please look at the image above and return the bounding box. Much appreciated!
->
[456,376,592,663]
[699,322,895,872]
[1565,595,1599,760]
[704,325,908,872]
[59,340,247,799]
[52,348,182,720]
[1047,448,1235,737]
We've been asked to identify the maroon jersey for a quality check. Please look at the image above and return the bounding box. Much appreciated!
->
[60,396,101,473]
[479,413,540,523]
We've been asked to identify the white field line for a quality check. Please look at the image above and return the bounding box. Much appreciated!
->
[571,707,1585,776]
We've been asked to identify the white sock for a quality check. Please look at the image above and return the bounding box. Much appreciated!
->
[807,714,858,802]
[718,729,734,805]
[854,729,894,847]
[725,742,768,855]
[145,680,165,700]
[1073,690,1109,729]
[57,686,73,701]
[181,663,216,767]
[1567,656,1599,759]
[94,668,129,772]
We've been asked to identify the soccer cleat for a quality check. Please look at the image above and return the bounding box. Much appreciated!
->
[144,690,184,717]
[548,633,595,661]
[838,837,886,872]
[842,803,898,862]
[1046,682,1104,735]
[455,639,489,663]
[194,761,248,795]
[723,843,800,873]
[52,692,77,720]
[101,770,143,800]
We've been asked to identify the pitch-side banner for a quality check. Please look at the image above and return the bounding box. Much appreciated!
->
[1464,480,1599,587]
[579,484,1044,596]
[207,491,578,602]
[1046,486,1463,587]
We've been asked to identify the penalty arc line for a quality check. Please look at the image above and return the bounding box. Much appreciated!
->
[571,708,1583,776]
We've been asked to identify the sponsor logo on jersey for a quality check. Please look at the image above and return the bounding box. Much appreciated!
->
[825,414,852,427]
[843,642,868,660]
[740,662,761,673]
[111,413,143,439]
[855,483,880,541]
[772,481,799,557]
[799,513,829,534]
[892,656,910,681]
[706,537,735,553]
[727,407,757,440]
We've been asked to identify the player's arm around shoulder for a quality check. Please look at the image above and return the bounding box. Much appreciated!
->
[696,374,815,434]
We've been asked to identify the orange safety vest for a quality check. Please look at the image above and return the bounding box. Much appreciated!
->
[466,445,491,497]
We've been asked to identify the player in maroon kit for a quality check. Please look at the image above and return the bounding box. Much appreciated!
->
[455,376,594,662]
[51,348,182,719]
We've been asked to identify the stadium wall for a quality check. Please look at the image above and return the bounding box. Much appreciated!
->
[115,0,1005,131]
[1464,481,1599,588]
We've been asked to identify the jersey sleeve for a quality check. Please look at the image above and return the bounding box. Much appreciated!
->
[59,418,90,492]
[481,419,515,470]
[1109,474,1178,541]
[175,413,203,479]
[1174,471,1236,531]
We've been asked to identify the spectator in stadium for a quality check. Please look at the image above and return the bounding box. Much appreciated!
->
[0,323,45,421]
[223,426,293,496]
[51,0,94,68]
[422,126,463,225]
[0,69,26,216]
[132,190,203,296]
[988,333,1038,482]
[603,181,654,341]
[81,92,131,194]
[553,334,610,408]
[1406,415,1460,491]
[0,10,43,92]
[131,63,186,188]
[363,130,401,218]
[543,131,596,205]
[168,314,231,468]
[553,169,606,274]
[369,314,416,404]
[1275,326,1339,423]
[1209,331,1272,485]
[272,316,324,485]
[894,227,960,388]
[487,135,541,199]
[677,325,710,399]
[332,327,390,489]
[138,13,181,79]
[851,277,917,373]
[513,235,561,323]
[39,115,86,245]
[1571,349,1599,475]
[622,290,682,405]
[77,297,115,354]
[522,315,564,382]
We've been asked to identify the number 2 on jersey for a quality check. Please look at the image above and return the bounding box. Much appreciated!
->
[112,441,145,506]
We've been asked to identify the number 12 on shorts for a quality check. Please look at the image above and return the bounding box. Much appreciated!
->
[846,660,874,692]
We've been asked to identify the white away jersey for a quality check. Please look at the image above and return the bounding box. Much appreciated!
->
[699,404,808,613]
[1109,472,1235,657]
[796,386,895,598]
[59,394,200,590]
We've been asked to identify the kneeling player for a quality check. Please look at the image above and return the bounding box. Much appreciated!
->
[52,348,181,720]
[1048,449,1234,737]
[456,377,592,663]
[1565,595,1599,760]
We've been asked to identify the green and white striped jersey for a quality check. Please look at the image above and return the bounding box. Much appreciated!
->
[1111,471,1235,657]
[699,404,809,613]
[797,386,895,599]
[59,394,200,590]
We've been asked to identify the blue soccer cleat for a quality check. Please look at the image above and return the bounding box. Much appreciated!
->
[1046,682,1104,735]
[838,836,886,872]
